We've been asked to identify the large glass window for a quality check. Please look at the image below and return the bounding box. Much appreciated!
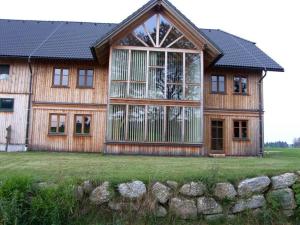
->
[107,105,202,143]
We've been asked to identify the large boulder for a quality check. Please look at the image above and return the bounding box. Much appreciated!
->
[197,197,223,215]
[118,181,146,199]
[82,180,93,194]
[231,195,266,214]
[214,183,237,200]
[169,198,197,220]
[89,182,111,205]
[237,176,271,197]
[267,188,296,210]
[271,173,298,189]
[179,182,206,197]
[152,182,171,204]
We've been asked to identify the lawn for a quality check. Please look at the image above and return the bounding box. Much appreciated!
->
[0,148,299,184]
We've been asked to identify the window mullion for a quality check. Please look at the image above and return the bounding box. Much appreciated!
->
[183,53,186,99]
[146,50,149,98]
[127,50,131,97]
[159,26,172,47]
[182,107,185,142]
[144,105,148,141]
[164,51,167,99]
[156,14,160,47]
[125,105,129,140]
[163,106,167,142]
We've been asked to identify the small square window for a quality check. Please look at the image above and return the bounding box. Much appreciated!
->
[53,68,69,87]
[233,76,248,94]
[233,120,248,140]
[211,75,225,93]
[74,115,91,135]
[0,98,14,112]
[49,114,66,134]
[0,65,10,80]
[77,69,94,88]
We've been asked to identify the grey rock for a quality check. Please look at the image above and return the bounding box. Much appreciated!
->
[118,181,146,199]
[237,176,271,197]
[267,188,296,210]
[214,183,237,200]
[252,208,263,216]
[271,173,298,189]
[197,197,223,215]
[169,197,197,220]
[166,181,178,190]
[155,206,168,218]
[89,182,111,205]
[82,180,93,194]
[179,182,206,197]
[152,182,171,204]
[231,195,266,213]
[205,214,224,221]
[74,185,84,200]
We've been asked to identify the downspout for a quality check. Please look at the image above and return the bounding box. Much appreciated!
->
[24,57,33,151]
[258,69,267,157]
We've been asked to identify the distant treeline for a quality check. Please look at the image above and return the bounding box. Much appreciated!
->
[265,141,289,148]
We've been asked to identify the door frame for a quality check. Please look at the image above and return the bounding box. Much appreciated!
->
[209,118,225,154]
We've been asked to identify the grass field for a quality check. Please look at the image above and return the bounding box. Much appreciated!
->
[0,148,299,184]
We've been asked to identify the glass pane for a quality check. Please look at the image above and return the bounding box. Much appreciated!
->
[0,65,9,75]
[108,105,126,141]
[117,33,145,47]
[211,81,218,92]
[62,69,69,76]
[110,82,127,98]
[58,115,65,133]
[219,81,225,92]
[87,70,93,77]
[149,51,164,67]
[186,85,200,100]
[144,14,157,45]
[134,25,153,46]
[78,75,85,86]
[86,76,93,87]
[128,105,145,142]
[234,77,240,93]
[148,68,165,99]
[0,99,14,109]
[53,74,61,86]
[211,76,217,82]
[50,115,58,133]
[161,27,182,48]
[79,70,85,76]
[166,107,182,142]
[186,54,201,84]
[130,50,147,81]
[234,127,240,138]
[169,36,196,49]
[234,121,240,128]
[167,84,183,100]
[185,107,201,142]
[147,106,164,142]
[62,75,68,86]
[167,52,183,83]
[75,116,83,134]
[129,82,146,99]
[242,127,248,138]
[242,121,247,127]
[241,77,247,94]
[83,116,91,134]
[159,15,171,44]
[111,49,129,80]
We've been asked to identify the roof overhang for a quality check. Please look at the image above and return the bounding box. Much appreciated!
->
[91,0,222,65]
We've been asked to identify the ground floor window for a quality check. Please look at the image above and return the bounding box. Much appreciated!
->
[75,115,91,135]
[233,120,248,140]
[107,104,201,143]
[0,98,14,112]
[49,114,66,134]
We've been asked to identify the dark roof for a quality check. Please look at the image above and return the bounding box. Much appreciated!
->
[0,19,283,71]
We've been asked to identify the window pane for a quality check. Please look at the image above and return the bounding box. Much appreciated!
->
[148,68,165,99]
[110,82,127,98]
[117,33,145,47]
[242,121,247,127]
[242,127,248,139]
[128,105,145,142]
[147,106,164,142]
[108,105,126,141]
[161,27,182,48]
[50,115,58,133]
[211,81,218,92]
[78,75,85,86]
[166,107,182,142]
[111,49,129,80]
[87,70,93,77]
[167,84,183,100]
[186,54,201,84]
[218,81,225,92]
[83,116,91,134]
[58,115,65,133]
[0,99,14,110]
[149,51,164,67]
[167,52,183,83]
[130,50,147,81]
[75,116,83,134]
[144,14,157,45]
[241,77,247,94]
[129,82,146,99]
[86,76,93,87]
[79,70,85,76]
[185,107,201,142]
[211,76,217,82]
[186,85,200,100]
[62,75,68,86]
[169,36,196,49]
[234,121,240,128]
[234,77,240,93]
[234,127,240,138]
[0,65,9,75]
[159,15,171,44]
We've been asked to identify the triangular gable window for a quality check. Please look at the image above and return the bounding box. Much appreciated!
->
[117,14,196,49]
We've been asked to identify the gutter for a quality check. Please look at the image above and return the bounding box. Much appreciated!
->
[258,69,267,157]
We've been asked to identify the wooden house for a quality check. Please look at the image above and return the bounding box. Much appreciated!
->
[0,0,283,156]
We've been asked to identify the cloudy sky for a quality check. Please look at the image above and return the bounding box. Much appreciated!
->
[1,0,298,143]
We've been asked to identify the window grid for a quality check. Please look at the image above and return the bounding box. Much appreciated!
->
[52,68,69,87]
[77,69,94,88]
[48,114,66,135]
[233,75,248,94]
[211,75,225,93]
[233,120,248,140]
[74,114,92,136]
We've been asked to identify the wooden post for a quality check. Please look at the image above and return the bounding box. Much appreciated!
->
[5,125,11,152]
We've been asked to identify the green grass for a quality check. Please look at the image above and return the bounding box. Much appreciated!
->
[0,148,299,184]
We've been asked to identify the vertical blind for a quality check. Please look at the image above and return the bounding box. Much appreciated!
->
[108,105,202,143]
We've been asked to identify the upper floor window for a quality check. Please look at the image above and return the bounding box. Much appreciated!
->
[75,115,91,135]
[0,98,14,112]
[0,65,10,80]
[233,76,247,94]
[211,75,225,93]
[49,114,66,134]
[77,69,94,88]
[233,120,248,140]
[118,14,196,49]
[53,68,69,87]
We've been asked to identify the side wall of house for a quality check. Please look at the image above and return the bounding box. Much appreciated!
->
[203,68,261,156]
[30,60,108,152]
[0,59,30,151]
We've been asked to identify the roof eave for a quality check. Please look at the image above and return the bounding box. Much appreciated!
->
[214,64,284,72]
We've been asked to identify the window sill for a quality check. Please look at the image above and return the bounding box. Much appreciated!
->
[0,109,14,113]
[233,93,249,96]
[76,86,94,89]
[106,141,203,147]
[74,134,92,137]
[51,86,70,88]
[210,92,227,95]
[233,138,250,142]
[48,133,67,136]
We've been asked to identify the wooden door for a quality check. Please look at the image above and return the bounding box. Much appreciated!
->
[210,120,224,153]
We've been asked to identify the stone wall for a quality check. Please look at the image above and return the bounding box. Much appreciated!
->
[74,172,300,221]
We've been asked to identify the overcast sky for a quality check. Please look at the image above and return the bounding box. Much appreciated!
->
[1,0,299,143]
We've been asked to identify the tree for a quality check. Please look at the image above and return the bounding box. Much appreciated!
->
[293,137,300,148]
